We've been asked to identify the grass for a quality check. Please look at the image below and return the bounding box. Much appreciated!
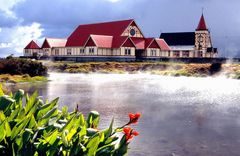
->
[0,74,48,83]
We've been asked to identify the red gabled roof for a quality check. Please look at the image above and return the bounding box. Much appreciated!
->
[66,19,134,47]
[112,36,127,48]
[24,40,40,49]
[145,38,155,49]
[131,37,170,50]
[122,38,136,48]
[148,39,160,49]
[131,37,145,49]
[85,35,113,48]
[42,38,67,48]
[112,36,136,48]
[196,14,207,30]
[155,39,171,51]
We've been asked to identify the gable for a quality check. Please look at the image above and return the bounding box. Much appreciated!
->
[85,37,97,47]
[148,40,159,49]
[42,39,51,48]
[24,40,40,49]
[121,38,135,48]
[122,21,144,38]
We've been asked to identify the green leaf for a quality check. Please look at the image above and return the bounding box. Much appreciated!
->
[38,108,58,126]
[0,111,11,137]
[25,91,38,114]
[87,111,100,129]
[62,130,69,147]
[14,89,24,104]
[44,129,58,145]
[28,115,37,129]
[22,129,33,145]
[61,115,76,132]
[61,106,68,118]
[79,113,85,127]
[103,118,114,139]
[36,98,59,120]
[86,134,101,156]
[0,111,6,121]
[0,84,4,96]
[4,120,11,137]
[78,126,87,139]
[11,117,30,140]
[105,136,118,145]
[67,128,77,143]
[0,121,6,142]
[0,95,15,112]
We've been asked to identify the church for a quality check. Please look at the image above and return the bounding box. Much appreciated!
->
[160,14,218,58]
[24,14,218,61]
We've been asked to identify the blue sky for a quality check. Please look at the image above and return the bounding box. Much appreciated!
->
[0,0,239,57]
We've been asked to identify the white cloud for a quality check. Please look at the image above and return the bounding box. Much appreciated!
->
[0,22,44,56]
[0,0,25,17]
[0,43,12,48]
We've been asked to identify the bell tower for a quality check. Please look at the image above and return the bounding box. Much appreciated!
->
[195,14,212,57]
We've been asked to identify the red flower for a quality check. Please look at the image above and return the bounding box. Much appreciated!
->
[128,113,141,125]
[123,127,139,142]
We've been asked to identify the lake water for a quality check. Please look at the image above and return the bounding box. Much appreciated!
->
[7,73,240,156]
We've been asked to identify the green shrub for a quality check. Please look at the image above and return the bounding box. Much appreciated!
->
[0,58,47,76]
[0,85,140,156]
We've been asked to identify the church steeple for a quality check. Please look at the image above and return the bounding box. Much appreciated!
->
[196,14,207,30]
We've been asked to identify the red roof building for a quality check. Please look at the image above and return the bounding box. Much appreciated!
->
[160,14,218,58]
[42,38,67,48]
[24,40,40,49]
[24,40,41,56]
[24,19,196,60]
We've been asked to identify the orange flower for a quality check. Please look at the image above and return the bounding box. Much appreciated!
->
[128,113,141,125]
[123,127,139,142]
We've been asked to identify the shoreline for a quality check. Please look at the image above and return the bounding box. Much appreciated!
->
[0,74,48,83]
[43,61,240,79]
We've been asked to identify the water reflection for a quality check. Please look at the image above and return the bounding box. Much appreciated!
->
[7,73,240,156]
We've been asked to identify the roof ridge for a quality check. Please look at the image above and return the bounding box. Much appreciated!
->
[78,19,134,27]
[90,34,113,37]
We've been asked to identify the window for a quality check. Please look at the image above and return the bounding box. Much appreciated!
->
[80,48,85,54]
[150,49,157,56]
[89,48,94,54]
[55,49,59,55]
[125,48,131,55]
[173,51,180,57]
[182,51,189,57]
[67,49,71,55]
